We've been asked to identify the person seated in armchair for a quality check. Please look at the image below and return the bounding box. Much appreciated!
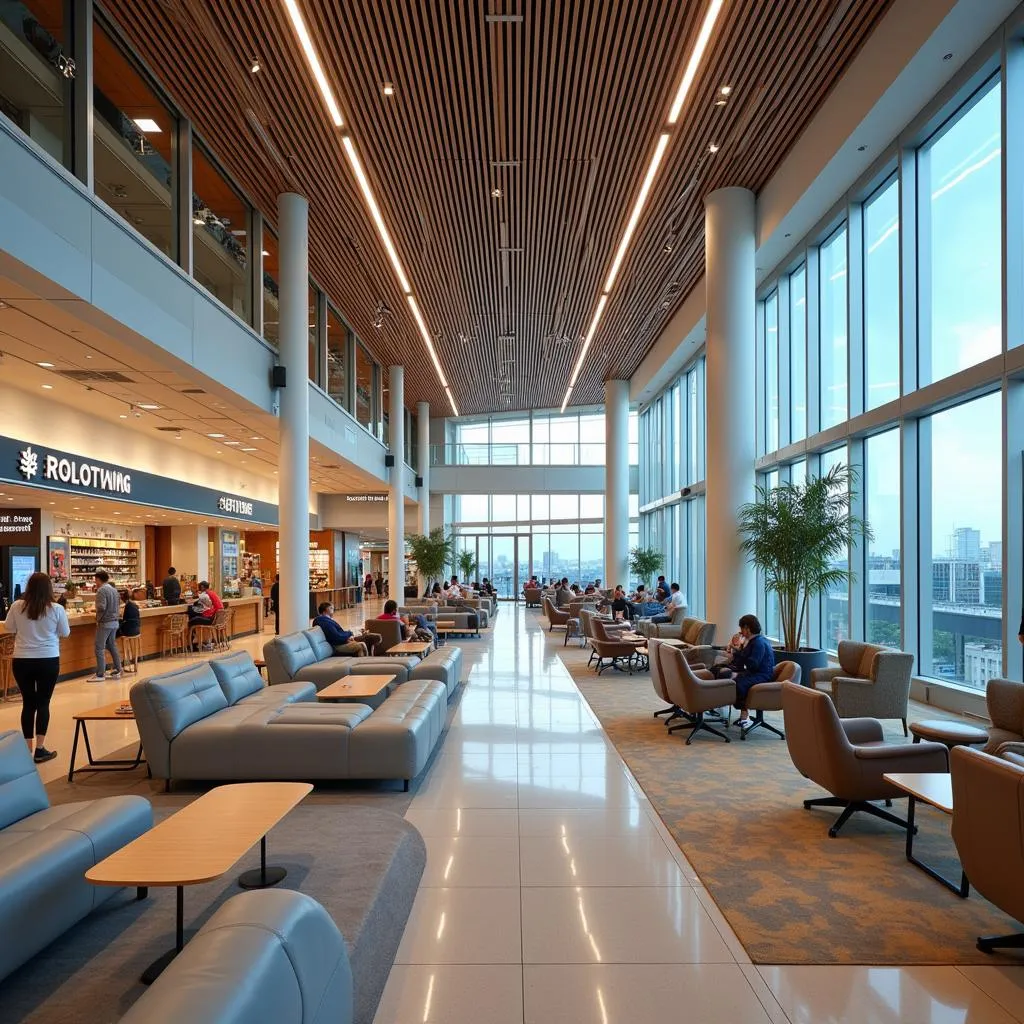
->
[609,585,633,621]
[650,582,685,623]
[713,614,775,728]
[312,602,380,656]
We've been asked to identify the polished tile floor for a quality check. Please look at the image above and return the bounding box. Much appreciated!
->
[3,602,1022,1022]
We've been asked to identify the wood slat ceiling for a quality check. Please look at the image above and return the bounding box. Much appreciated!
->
[100,0,893,416]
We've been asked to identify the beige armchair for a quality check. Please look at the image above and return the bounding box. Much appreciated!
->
[648,638,679,723]
[741,660,801,741]
[658,644,736,744]
[590,617,642,674]
[782,682,948,837]
[983,678,1024,760]
[523,586,543,608]
[637,605,687,639]
[951,745,1024,954]
[810,640,914,736]
[543,597,570,632]
[364,617,405,653]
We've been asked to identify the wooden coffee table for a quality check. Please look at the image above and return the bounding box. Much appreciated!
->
[317,674,394,702]
[86,781,312,982]
[68,700,146,783]
[387,640,433,659]
[882,772,968,898]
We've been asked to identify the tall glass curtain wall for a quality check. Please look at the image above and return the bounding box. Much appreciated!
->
[750,63,1016,691]
[0,3,390,444]
[450,410,640,466]
[448,494,640,598]
[638,358,707,619]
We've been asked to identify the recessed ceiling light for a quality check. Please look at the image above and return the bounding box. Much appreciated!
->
[250,58,261,73]
[708,143,720,153]
[719,85,732,96]
[41,383,53,389]
[250,436,262,440]
[668,0,726,123]
[119,413,128,419]
[491,187,503,198]
[114,511,121,515]
[241,447,257,452]
[48,501,55,505]
[714,98,727,107]
[37,361,54,368]
[137,403,161,410]
[225,441,241,445]
[207,433,225,438]
[133,117,161,133]
[382,81,394,96]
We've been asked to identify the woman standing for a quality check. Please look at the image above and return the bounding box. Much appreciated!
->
[3,572,70,764]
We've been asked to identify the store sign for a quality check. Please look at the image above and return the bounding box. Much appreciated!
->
[0,508,41,546]
[0,435,278,526]
[345,494,389,503]
[17,446,132,495]
[217,496,254,517]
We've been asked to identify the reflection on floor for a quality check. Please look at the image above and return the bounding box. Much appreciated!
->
[2,601,1022,1022]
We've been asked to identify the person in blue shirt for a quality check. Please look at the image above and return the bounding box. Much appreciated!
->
[312,602,380,656]
[717,614,776,729]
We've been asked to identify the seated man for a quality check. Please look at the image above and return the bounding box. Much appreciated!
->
[555,578,573,608]
[312,602,380,656]
[405,611,439,647]
[650,582,685,623]
[715,614,776,728]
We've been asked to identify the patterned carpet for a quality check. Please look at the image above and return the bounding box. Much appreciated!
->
[550,627,1021,965]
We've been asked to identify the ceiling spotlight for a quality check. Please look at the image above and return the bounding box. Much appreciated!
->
[382,81,394,96]
[37,361,54,368]
[250,58,261,73]
[719,85,732,96]
[372,300,392,329]
[137,403,161,410]
[119,413,128,419]
[41,383,53,390]
[714,98,727,107]
[708,143,720,153]
[491,187,503,198]
[207,432,225,438]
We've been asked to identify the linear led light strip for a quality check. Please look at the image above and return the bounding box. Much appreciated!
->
[560,0,726,413]
[282,0,458,416]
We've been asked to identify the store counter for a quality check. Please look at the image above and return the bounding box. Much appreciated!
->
[310,586,360,610]
[54,596,264,679]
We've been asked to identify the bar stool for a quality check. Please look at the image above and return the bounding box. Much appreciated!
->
[159,614,188,658]
[212,608,232,651]
[119,634,142,674]
[191,619,218,653]
[0,634,16,702]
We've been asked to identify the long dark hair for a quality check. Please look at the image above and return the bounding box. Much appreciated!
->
[22,572,55,620]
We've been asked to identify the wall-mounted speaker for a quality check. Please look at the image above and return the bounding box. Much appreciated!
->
[415,475,424,487]
[271,365,287,388]
[385,454,395,467]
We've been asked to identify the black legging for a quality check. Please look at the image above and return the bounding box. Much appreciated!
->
[12,657,60,739]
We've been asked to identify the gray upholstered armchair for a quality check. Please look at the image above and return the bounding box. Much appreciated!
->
[637,604,687,638]
[810,640,914,736]
[983,678,1024,760]
[657,644,736,744]
[543,596,571,631]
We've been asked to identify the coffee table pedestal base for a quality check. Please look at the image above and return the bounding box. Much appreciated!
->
[237,835,287,890]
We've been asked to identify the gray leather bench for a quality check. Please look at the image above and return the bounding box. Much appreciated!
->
[131,652,448,788]
[120,889,352,1024]
[0,730,152,984]
[265,627,418,691]
[411,645,463,698]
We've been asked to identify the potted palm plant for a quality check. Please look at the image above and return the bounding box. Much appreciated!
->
[737,463,871,679]
[456,549,479,586]
[405,528,455,595]
[629,546,665,591]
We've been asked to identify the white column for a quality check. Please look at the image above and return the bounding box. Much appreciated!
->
[417,401,430,536]
[604,379,630,588]
[705,187,756,633]
[388,365,406,600]
[278,192,310,633]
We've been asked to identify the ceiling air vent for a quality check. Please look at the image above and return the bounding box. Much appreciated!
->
[155,427,183,432]
[58,369,136,384]
[179,388,206,394]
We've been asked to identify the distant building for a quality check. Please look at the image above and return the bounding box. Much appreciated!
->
[949,528,981,562]
[981,568,1002,608]
[932,559,980,605]
[964,642,1002,691]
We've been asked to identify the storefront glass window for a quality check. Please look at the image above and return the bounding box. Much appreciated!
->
[326,306,349,409]
[261,228,280,348]
[819,226,848,430]
[192,143,251,322]
[93,22,176,258]
[355,341,373,430]
[0,0,67,165]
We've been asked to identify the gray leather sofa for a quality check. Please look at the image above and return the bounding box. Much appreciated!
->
[0,730,152,984]
[120,889,352,1024]
[131,652,448,787]
[264,627,418,690]
[411,645,463,697]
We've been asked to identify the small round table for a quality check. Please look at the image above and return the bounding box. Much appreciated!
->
[909,719,988,749]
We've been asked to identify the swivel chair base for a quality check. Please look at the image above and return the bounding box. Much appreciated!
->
[739,710,785,741]
[668,710,731,745]
[977,932,1024,954]
[803,796,916,838]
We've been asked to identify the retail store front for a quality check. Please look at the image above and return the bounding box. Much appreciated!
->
[0,435,277,677]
